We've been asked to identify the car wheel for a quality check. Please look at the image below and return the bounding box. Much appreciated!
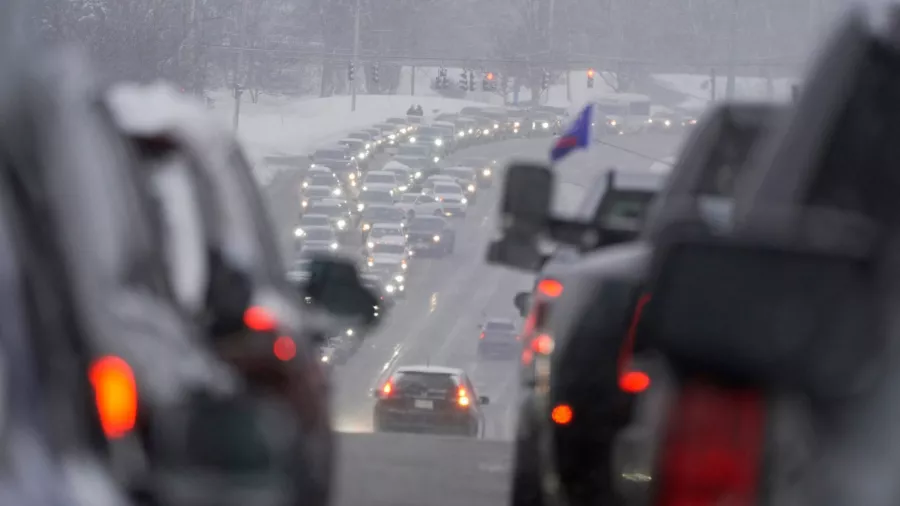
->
[446,240,455,253]
[433,209,443,216]
[407,210,415,219]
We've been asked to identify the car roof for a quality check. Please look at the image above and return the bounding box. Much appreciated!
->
[365,170,394,176]
[300,213,330,220]
[303,225,334,232]
[306,185,332,191]
[310,200,343,207]
[362,204,396,211]
[443,166,475,172]
[427,174,455,180]
[360,189,393,195]
[308,165,332,172]
[395,365,464,376]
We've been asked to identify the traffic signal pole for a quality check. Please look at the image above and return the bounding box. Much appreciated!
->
[351,0,361,111]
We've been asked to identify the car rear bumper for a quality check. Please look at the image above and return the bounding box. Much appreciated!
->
[375,409,472,432]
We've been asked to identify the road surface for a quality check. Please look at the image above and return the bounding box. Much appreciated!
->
[261,132,684,506]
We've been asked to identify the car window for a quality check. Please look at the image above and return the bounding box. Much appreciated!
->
[314,149,345,159]
[371,227,402,237]
[306,188,330,197]
[409,217,442,230]
[366,174,395,184]
[400,194,418,203]
[435,184,460,194]
[299,216,329,226]
[304,228,333,240]
[418,195,435,203]
[309,205,341,216]
[393,372,457,391]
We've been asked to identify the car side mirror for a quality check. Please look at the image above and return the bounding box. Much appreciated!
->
[485,162,554,272]
[479,396,490,405]
[513,291,532,317]
[303,256,383,331]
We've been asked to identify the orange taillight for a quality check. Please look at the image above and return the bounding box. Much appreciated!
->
[551,404,573,425]
[273,336,297,361]
[457,386,470,407]
[530,333,555,355]
[382,382,392,395]
[244,305,277,332]
[619,371,651,393]
[89,356,138,439]
[537,278,563,298]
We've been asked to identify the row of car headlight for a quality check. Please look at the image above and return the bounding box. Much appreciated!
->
[384,283,404,293]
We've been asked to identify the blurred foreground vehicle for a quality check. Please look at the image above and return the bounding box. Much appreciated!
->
[108,82,384,506]
[617,11,900,506]
[489,101,783,506]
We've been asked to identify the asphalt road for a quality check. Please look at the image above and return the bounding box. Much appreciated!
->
[260,132,684,506]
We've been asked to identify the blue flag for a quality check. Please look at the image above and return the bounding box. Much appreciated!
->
[550,104,593,162]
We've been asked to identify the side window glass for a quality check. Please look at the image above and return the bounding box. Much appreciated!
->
[419,195,433,203]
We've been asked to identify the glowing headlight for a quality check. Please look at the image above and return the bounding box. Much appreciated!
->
[433,235,441,242]
[664,120,671,126]
[333,188,342,196]
[399,185,408,192]
[367,241,374,249]
[433,156,440,163]
[493,124,499,129]
[542,122,550,128]
[321,355,329,363]
[384,284,395,293]
[483,129,490,135]
[468,128,474,134]
[359,152,367,159]
[467,184,475,192]
[357,203,365,212]
[647,118,653,124]
[346,328,354,336]
[514,122,520,128]
[389,134,396,140]
[482,169,491,176]
[434,138,443,146]
[365,143,371,149]
[362,223,370,231]
[415,171,422,178]
[362,186,368,191]
[349,173,356,180]
[400,128,407,134]
[400,262,407,270]
[395,275,405,283]
[330,242,339,250]
[294,228,305,237]
[409,137,416,143]
[461,197,468,204]
[367,259,374,266]
[302,200,309,207]
[302,181,309,188]
[457,131,465,137]
[513,128,519,134]
[337,219,347,229]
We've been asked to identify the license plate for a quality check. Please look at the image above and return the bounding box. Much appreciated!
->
[414,400,434,410]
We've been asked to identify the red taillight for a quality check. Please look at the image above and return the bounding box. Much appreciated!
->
[530,333,554,355]
[551,404,573,425]
[244,305,277,332]
[381,382,393,396]
[657,383,765,506]
[617,293,652,393]
[457,386,471,406]
[273,336,296,361]
[89,356,138,439]
[479,332,485,340]
[537,278,563,298]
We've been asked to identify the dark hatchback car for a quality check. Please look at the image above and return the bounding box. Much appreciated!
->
[373,366,489,437]
[406,216,455,256]
[477,318,520,359]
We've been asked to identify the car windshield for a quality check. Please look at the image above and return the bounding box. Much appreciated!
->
[373,243,406,254]
[371,227,402,238]
[398,146,428,156]
[360,191,393,203]
[305,188,331,197]
[299,216,330,227]
[443,169,474,179]
[308,175,335,185]
[304,228,334,240]
[308,205,342,217]
[364,208,404,221]
[409,217,443,231]
[314,149,346,159]
[400,194,419,203]
[484,321,516,332]
[434,184,460,194]
[366,174,395,184]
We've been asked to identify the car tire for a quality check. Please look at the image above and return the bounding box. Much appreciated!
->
[407,210,416,219]
[433,209,443,216]
[510,416,544,506]
[446,240,455,253]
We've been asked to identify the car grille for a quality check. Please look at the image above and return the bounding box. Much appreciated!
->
[442,198,461,204]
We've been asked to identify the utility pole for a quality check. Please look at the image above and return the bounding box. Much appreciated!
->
[410,66,416,96]
[350,0,361,112]
[546,0,555,103]
[725,0,738,99]
[234,0,246,130]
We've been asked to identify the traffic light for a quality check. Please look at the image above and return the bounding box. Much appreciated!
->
[587,68,595,88]
[469,71,475,92]
[541,70,550,90]
[459,70,468,91]
[372,62,380,84]
[348,62,355,81]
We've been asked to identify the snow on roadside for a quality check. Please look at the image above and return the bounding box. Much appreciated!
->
[206,91,490,184]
